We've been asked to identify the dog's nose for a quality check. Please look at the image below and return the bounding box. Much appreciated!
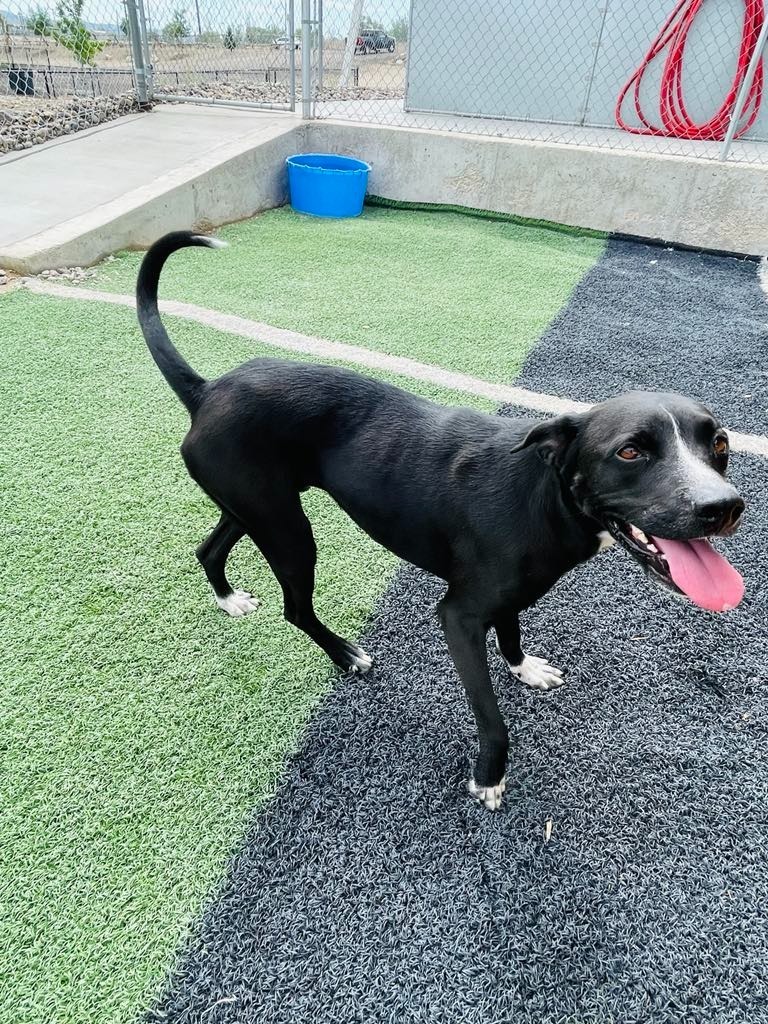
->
[695,496,745,533]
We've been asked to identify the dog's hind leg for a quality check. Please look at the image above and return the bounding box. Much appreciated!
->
[242,495,373,674]
[196,512,259,617]
[494,609,564,691]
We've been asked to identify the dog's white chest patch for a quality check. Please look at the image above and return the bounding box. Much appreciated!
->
[597,530,616,552]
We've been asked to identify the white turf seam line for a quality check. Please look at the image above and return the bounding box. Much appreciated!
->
[26,278,768,459]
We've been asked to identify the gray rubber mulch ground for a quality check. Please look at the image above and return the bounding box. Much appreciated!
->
[515,239,768,434]
[146,427,767,1024]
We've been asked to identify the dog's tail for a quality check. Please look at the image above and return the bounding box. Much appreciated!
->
[136,231,227,415]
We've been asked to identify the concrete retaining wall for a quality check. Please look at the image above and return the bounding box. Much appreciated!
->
[311,121,768,256]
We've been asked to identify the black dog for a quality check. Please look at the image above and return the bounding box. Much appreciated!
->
[137,232,745,810]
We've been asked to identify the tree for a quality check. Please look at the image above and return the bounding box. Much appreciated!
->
[389,16,407,42]
[223,25,237,50]
[27,8,54,36]
[119,15,129,36]
[163,8,189,41]
[244,23,279,44]
[52,0,106,65]
[360,16,384,30]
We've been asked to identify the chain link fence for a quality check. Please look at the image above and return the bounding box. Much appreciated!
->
[0,1,140,154]
[144,0,296,107]
[313,0,768,164]
[3,0,768,164]
[0,0,296,156]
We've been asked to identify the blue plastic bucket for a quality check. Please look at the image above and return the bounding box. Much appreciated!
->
[286,153,371,218]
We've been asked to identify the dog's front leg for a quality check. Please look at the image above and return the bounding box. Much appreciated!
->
[438,590,508,811]
[494,608,564,692]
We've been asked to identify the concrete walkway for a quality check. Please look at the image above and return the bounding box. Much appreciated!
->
[0,104,300,273]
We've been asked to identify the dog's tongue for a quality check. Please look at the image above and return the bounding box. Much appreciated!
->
[651,536,744,612]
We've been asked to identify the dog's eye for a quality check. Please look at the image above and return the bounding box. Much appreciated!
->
[713,436,729,458]
[616,445,642,461]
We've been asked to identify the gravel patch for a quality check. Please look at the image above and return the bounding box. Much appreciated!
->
[37,266,98,282]
[0,93,139,154]
[154,80,404,103]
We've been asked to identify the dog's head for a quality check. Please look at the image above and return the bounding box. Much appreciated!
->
[514,392,745,612]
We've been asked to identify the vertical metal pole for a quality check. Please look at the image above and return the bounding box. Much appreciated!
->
[312,0,317,88]
[288,0,296,111]
[137,0,153,98]
[720,14,768,160]
[124,0,148,103]
[301,0,312,118]
[193,0,202,37]
[317,0,323,93]
[339,0,363,89]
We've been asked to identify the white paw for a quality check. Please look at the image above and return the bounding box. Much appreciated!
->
[508,653,564,691]
[215,589,260,617]
[348,645,373,674]
[468,776,506,811]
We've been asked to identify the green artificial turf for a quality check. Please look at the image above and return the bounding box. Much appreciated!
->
[0,289,496,1024]
[78,205,604,384]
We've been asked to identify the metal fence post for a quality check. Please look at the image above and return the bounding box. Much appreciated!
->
[301,0,312,118]
[124,0,149,104]
[136,0,153,100]
[317,0,324,94]
[719,15,768,160]
[288,0,296,112]
[339,0,363,89]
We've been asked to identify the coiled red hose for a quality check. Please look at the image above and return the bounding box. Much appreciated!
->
[615,0,765,140]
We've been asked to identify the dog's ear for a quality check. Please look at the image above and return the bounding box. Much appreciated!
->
[511,414,582,468]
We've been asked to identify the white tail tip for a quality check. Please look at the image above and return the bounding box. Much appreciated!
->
[192,235,228,249]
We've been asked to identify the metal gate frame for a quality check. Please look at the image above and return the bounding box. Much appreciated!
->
[125,0,299,113]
